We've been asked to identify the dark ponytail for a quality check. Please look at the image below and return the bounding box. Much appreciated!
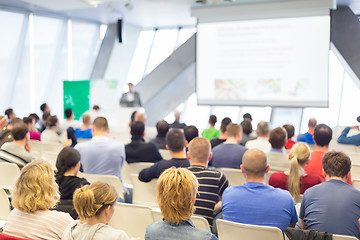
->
[55,147,81,183]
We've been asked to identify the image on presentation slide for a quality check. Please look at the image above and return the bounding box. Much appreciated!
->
[196,15,330,107]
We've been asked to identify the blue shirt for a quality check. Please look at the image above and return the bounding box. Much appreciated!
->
[75,128,93,139]
[300,179,360,239]
[337,127,360,146]
[75,136,125,182]
[297,131,315,144]
[222,182,298,231]
[211,143,247,169]
[145,219,217,240]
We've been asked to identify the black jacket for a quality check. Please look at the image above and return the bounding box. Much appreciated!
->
[125,137,162,164]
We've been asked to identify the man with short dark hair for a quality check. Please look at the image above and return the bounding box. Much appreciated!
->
[75,117,126,183]
[4,108,15,122]
[210,117,231,148]
[297,117,317,144]
[283,124,296,149]
[211,123,247,169]
[184,125,199,143]
[138,129,190,182]
[267,127,290,172]
[62,108,81,131]
[0,123,34,168]
[0,118,22,147]
[240,119,256,146]
[300,151,360,238]
[150,120,169,150]
[222,149,298,231]
[245,121,271,152]
[125,121,162,164]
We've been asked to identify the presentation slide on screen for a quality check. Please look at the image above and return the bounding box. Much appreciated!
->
[196,16,330,107]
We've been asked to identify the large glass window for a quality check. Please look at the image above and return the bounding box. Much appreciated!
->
[175,27,196,49]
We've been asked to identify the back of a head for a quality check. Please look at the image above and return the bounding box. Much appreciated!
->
[166,129,185,153]
[93,117,108,132]
[156,120,169,137]
[184,125,199,143]
[157,167,198,224]
[288,143,311,198]
[93,105,100,111]
[209,115,217,126]
[28,113,40,122]
[56,147,81,182]
[130,121,145,137]
[242,149,267,178]
[82,114,91,125]
[322,151,351,178]
[313,124,332,147]
[9,117,22,126]
[243,113,252,121]
[283,124,295,139]
[130,111,137,123]
[308,118,317,129]
[42,112,50,121]
[269,127,287,149]
[73,182,118,222]
[135,112,146,123]
[40,103,47,112]
[64,108,73,119]
[226,123,242,138]
[46,115,58,128]
[23,117,32,126]
[256,121,270,137]
[220,117,232,133]
[5,108,13,118]
[13,160,59,212]
[188,137,211,164]
[11,123,28,141]
[241,120,253,135]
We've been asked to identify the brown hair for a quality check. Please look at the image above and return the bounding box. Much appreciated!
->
[226,123,242,138]
[93,117,108,131]
[322,151,351,178]
[157,167,198,224]
[188,137,211,164]
[269,127,287,149]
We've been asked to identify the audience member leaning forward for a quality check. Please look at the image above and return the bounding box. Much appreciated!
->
[138,129,190,182]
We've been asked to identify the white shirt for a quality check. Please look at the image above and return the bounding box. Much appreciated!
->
[245,137,272,153]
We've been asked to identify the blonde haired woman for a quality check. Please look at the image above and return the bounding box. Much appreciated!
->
[145,167,217,240]
[62,182,129,240]
[269,143,322,199]
[3,160,73,239]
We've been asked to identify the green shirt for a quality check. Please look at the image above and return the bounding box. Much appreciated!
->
[201,127,220,141]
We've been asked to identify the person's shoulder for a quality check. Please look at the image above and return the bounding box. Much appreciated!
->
[96,225,129,240]
[0,141,12,150]
[47,210,74,222]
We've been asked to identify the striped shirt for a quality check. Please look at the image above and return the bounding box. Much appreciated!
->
[188,165,229,226]
[3,208,73,240]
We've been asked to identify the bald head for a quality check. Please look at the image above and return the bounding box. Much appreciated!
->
[242,149,268,178]
[188,137,211,164]
[174,111,181,121]
[308,118,317,129]
[135,112,146,123]
[256,121,270,137]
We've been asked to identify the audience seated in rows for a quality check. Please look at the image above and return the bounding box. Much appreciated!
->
[266,127,290,172]
[245,121,271,152]
[222,149,298,231]
[202,115,220,141]
[138,129,190,182]
[125,121,162,164]
[0,117,22,147]
[75,117,126,186]
[62,182,129,240]
[55,147,90,219]
[184,125,199,143]
[169,110,187,130]
[3,160,73,239]
[300,151,360,238]
[337,124,360,146]
[145,167,218,240]
[0,123,34,168]
[75,114,93,139]
[23,117,41,141]
[149,120,169,150]
[297,117,317,144]
[187,137,229,226]
[283,124,296,149]
[41,115,71,146]
[211,123,247,169]
[4,108,16,123]
[269,143,322,199]
[38,103,51,132]
[239,119,256,146]
[62,108,81,131]
[304,124,352,184]
[210,117,231,149]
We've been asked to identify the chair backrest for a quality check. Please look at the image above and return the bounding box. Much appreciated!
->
[28,140,42,157]
[333,234,359,240]
[351,164,360,180]
[217,168,246,186]
[40,143,63,155]
[0,162,20,194]
[329,140,358,153]
[347,152,360,165]
[121,161,132,186]
[352,179,360,190]
[159,149,172,160]
[79,172,124,199]
[131,174,158,207]
[0,188,10,220]
[129,162,154,175]
[216,219,284,240]
[42,152,58,169]
[151,210,210,231]
[108,203,153,238]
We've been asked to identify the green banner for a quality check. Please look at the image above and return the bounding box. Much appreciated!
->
[63,80,90,120]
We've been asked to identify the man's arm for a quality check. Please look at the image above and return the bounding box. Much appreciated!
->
[289,223,296,228]
[338,127,360,146]
[301,219,306,229]
[138,161,161,182]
